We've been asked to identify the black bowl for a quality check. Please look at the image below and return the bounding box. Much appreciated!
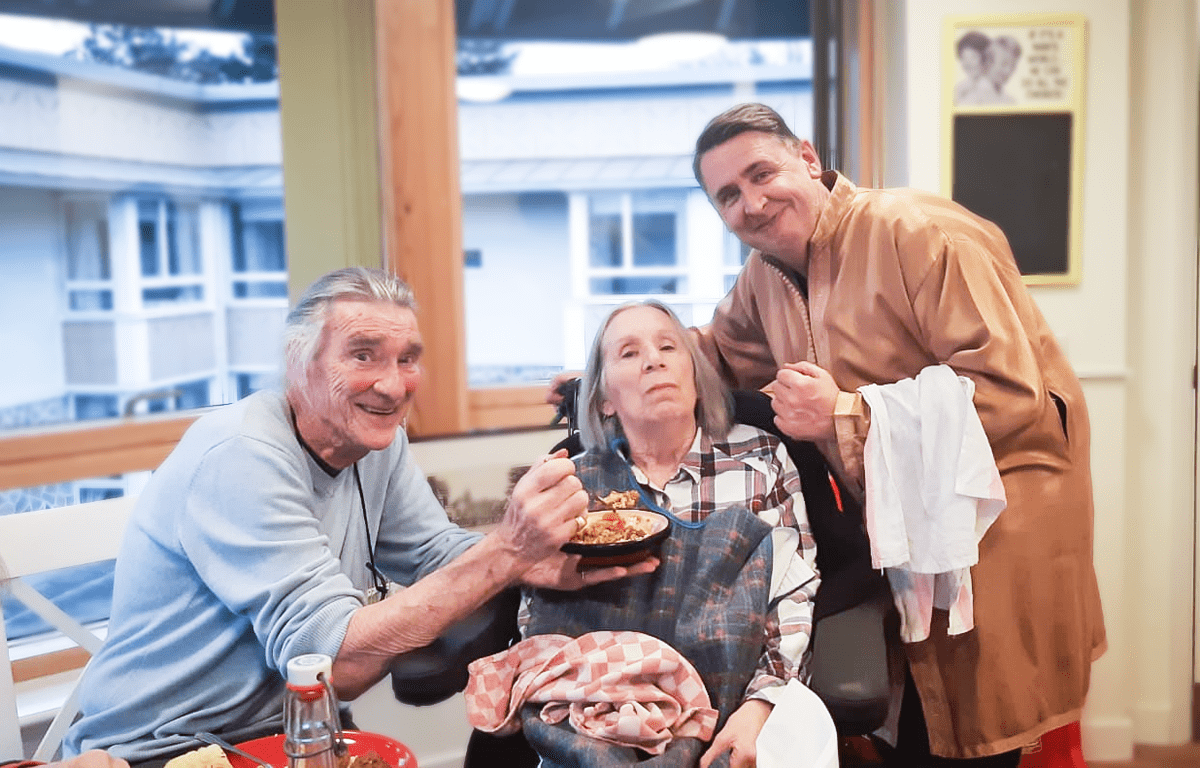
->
[562,509,671,567]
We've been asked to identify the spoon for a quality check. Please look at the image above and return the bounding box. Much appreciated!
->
[195,731,276,768]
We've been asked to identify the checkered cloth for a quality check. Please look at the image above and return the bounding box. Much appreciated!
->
[465,631,718,756]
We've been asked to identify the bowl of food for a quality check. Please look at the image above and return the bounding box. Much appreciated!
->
[222,731,416,768]
[562,490,670,567]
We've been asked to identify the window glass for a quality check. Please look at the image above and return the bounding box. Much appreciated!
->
[0,12,286,440]
[0,10,284,660]
[232,199,288,299]
[588,212,623,267]
[0,472,145,642]
[66,200,111,281]
[138,200,161,277]
[457,8,812,385]
[66,199,115,311]
[632,211,676,267]
[167,202,203,276]
[724,231,753,291]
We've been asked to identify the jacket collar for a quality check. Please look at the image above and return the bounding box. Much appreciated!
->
[808,170,856,259]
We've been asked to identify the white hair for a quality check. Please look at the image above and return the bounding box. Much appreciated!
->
[282,267,416,393]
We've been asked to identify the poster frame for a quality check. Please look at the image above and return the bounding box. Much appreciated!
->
[941,13,1087,286]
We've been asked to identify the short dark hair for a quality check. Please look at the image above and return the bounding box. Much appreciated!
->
[956,30,991,59]
[692,103,802,190]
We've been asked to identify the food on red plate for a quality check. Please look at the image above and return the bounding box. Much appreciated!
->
[165,745,234,768]
[570,510,655,545]
[338,750,393,768]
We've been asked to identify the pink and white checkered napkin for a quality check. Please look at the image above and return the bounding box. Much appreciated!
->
[465,630,718,755]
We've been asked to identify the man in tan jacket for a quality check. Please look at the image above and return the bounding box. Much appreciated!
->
[691,103,1105,765]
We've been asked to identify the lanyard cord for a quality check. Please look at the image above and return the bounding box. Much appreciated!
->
[352,463,389,598]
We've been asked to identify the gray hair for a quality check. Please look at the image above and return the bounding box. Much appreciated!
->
[283,267,416,391]
[578,300,732,453]
[692,102,804,191]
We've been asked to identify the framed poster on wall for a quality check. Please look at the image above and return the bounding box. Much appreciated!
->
[942,14,1087,286]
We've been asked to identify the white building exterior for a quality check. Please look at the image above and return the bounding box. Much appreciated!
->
[0,45,286,437]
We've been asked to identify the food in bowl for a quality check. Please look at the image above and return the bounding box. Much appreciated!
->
[570,509,655,545]
[561,508,671,568]
[593,489,641,511]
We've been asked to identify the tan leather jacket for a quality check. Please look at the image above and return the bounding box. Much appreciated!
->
[695,172,1106,758]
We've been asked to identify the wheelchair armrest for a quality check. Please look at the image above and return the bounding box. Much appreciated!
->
[807,587,894,736]
[389,588,521,706]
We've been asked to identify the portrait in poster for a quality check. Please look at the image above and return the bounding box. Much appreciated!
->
[942,14,1087,285]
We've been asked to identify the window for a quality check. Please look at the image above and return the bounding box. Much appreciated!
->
[573,189,717,359]
[0,10,285,703]
[0,474,139,642]
[139,379,211,414]
[73,394,120,421]
[64,199,113,311]
[231,200,288,299]
[456,28,814,389]
[724,231,753,292]
[138,199,205,307]
[234,371,275,400]
[0,14,286,440]
[585,190,687,295]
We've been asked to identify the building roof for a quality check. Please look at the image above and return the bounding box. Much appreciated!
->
[462,154,697,193]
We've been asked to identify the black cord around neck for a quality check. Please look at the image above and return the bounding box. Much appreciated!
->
[353,463,389,599]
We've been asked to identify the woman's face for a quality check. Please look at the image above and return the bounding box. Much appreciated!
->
[959,47,984,79]
[599,305,698,433]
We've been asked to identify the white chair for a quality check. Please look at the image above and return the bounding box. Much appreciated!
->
[0,495,136,761]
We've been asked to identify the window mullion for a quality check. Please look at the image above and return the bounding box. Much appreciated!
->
[620,192,634,268]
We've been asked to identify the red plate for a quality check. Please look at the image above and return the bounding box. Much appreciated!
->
[228,730,417,768]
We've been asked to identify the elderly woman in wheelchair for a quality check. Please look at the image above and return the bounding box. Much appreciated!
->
[466,300,821,768]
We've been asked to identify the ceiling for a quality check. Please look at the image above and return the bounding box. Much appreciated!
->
[0,0,808,39]
[457,0,809,40]
[0,0,275,33]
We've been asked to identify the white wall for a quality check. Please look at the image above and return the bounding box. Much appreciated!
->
[0,74,281,169]
[1127,0,1199,748]
[459,90,813,162]
[898,0,1197,760]
[462,193,570,373]
[0,187,64,409]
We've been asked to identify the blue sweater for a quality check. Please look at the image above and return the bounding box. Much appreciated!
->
[64,391,481,762]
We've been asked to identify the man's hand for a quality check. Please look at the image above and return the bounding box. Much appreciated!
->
[522,553,660,590]
[52,751,131,768]
[497,451,660,589]
[495,450,589,566]
[545,371,584,406]
[768,361,840,441]
[699,699,772,768]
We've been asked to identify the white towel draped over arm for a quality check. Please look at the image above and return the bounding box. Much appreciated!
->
[859,364,1007,642]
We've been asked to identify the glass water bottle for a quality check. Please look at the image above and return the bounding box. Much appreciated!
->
[283,653,342,768]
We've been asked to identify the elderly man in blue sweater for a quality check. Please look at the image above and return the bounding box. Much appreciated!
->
[64,268,652,767]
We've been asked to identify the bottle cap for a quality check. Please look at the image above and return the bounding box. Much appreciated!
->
[287,653,333,687]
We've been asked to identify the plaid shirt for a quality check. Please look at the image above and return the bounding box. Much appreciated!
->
[628,423,820,703]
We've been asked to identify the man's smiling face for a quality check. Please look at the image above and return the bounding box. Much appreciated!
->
[297,298,423,469]
[698,130,829,264]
